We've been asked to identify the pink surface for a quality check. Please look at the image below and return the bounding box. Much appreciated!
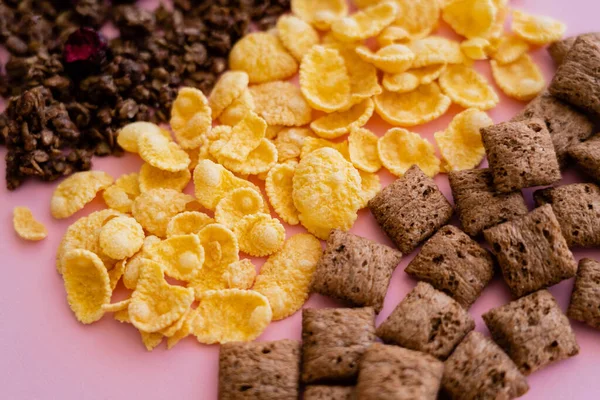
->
[1,0,599,399]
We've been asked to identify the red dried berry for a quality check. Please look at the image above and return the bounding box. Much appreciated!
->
[63,27,108,76]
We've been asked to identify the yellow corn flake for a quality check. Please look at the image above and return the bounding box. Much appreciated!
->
[147,234,205,282]
[140,331,164,351]
[99,216,144,260]
[358,170,382,208]
[300,46,351,112]
[378,128,441,177]
[218,88,255,127]
[461,38,490,60]
[291,0,348,30]
[13,206,47,241]
[185,147,200,171]
[229,32,298,84]
[394,0,440,39]
[208,72,249,120]
[50,171,113,219]
[409,36,465,68]
[491,35,530,65]
[218,138,278,176]
[62,249,111,324]
[117,122,170,154]
[382,64,446,93]
[193,160,259,210]
[293,147,362,239]
[377,25,411,47]
[102,299,131,313]
[265,125,284,140]
[254,234,322,320]
[348,128,382,173]
[353,0,382,7]
[300,137,350,160]
[170,87,212,149]
[166,211,215,237]
[355,44,415,74]
[310,98,374,139]
[122,235,161,290]
[167,308,199,349]
[138,129,190,172]
[160,308,191,338]
[277,15,320,62]
[222,259,257,290]
[374,84,451,126]
[275,127,316,162]
[215,187,266,229]
[249,81,312,127]
[329,45,382,106]
[103,173,140,213]
[434,108,493,171]
[138,163,191,193]
[439,64,499,110]
[108,259,127,290]
[486,1,508,41]
[129,259,195,333]
[131,188,195,237]
[512,9,566,46]
[491,54,545,101]
[442,0,497,39]
[266,163,300,225]
[331,2,398,42]
[211,111,266,162]
[233,213,286,257]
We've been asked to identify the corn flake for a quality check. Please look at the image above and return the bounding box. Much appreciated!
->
[131,188,195,237]
[332,45,382,105]
[193,160,258,210]
[13,206,47,241]
[409,36,465,68]
[249,81,312,126]
[223,259,257,290]
[140,331,164,351]
[275,127,315,162]
[99,216,144,260]
[148,234,205,282]
[512,9,566,46]
[170,87,212,149]
[348,128,382,173]
[291,0,348,30]
[355,44,415,74]
[300,137,350,160]
[442,0,497,39]
[215,187,266,229]
[358,170,382,208]
[108,259,127,290]
[461,38,490,60]
[138,130,190,172]
[218,88,255,127]
[166,212,215,237]
[394,0,440,39]
[138,163,191,193]
[102,299,131,313]
[265,125,284,140]
[378,128,441,177]
[491,35,530,65]
[103,173,140,213]
[233,213,286,257]
[117,122,170,154]
[211,111,266,162]
[382,63,446,93]
[167,308,199,349]
[374,84,451,126]
[265,163,300,225]
[377,25,411,47]
[277,15,320,62]
[122,235,161,290]
[160,308,191,338]
[208,72,249,120]
[331,2,398,42]
[491,54,545,101]
[439,64,499,110]
[51,171,113,219]
[218,139,278,176]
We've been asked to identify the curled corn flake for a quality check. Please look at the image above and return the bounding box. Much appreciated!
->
[148,235,205,282]
[99,216,144,260]
[62,249,111,324]
[185,147,200,171]
[122,235,161,290]
[439,64,499,110]
[102,299,131,313]
[108,259,127,290]
[486,1,507,41]
[358,170,382,208]
[103,173,140,213]
[131,188,195,237]
[355,44,415,74]
[491,35,530,65]
[434,108,492,171]
[218,88,255,127]
[218,138,278,176]
[293,147,362,240]
[377,25,411,47]
[348,128,382,173]
[211,111,266,162]
[275,127,315,162]
[166,211,215,237]
[254,234,322,320]
[138,130,190,172]
[461,38,490,60]
[249,81,312,127]
[215,187,266,229]
[167,308,198,349]
[266,163,300,225]
[512,9,566,46]
[442,0,497,39]
[382,64,446,93]
[277,15,320,62]
[490,54,545,101]
[193,160,259,210]
[311,98,374,139]
[129,259,195,333]
[300,46,351,113]
[229,32,298,84]
[331,2,399,42]
[160,308,191,338]
[291,0,348,30]
[141,331,164,352]
[265,125,284,140]
[208,72,249,120]
[193,289,272,344]
[409,36,465,68]
[300,137,350,160]
[222,259,257,290]
[13,206,47,241]
[170,87,212,149]
[233,213,286,257]
[378,128,441,177]
[117,122,169,154]
[374,84,451,126]
[334,46,382,105]
[138,163,191,193]
[51,171,113,219]
[393,0,440,39]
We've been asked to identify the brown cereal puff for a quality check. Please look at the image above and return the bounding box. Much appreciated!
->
[483,290,579,375]
[376,282,475,360]
[368,165,453,254]
[481,119,561,193]
[304,386,354,400]
[548,32,600,65]
[568,258,600,330]
[483,205,578,298]
[550,35,600,117]
[310,230,402,313]
[218,340,301,400]
[534,183,600,248]
[569,134,600,182]
[511,91,595,167]
[442,331,529,400]
[405,225,495,309]
[449,168,528,237]
[301,307,376,384]
[356,343,444,400]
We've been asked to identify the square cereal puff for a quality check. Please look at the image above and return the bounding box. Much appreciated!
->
[376,282,475,360]
[550,34,600,117]
[568,258,600,329]
[442,331,529,400]
[511,91,595,167]
[311,229,402,313]
[356,343,444,400]
[481,119,561,193]
[569,134,600,183]
[218,340,301,400]
[483,290,579,375]
[405,225,495,309]
[449,168,529,237]
[304,385,354,400]
[368,165,453,254]
[301,307,376,384]
[534,183,600,248]
[548,33,600,66]
[483,204,577,298]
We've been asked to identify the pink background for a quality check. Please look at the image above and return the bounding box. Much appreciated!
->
[1,0,599,399]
